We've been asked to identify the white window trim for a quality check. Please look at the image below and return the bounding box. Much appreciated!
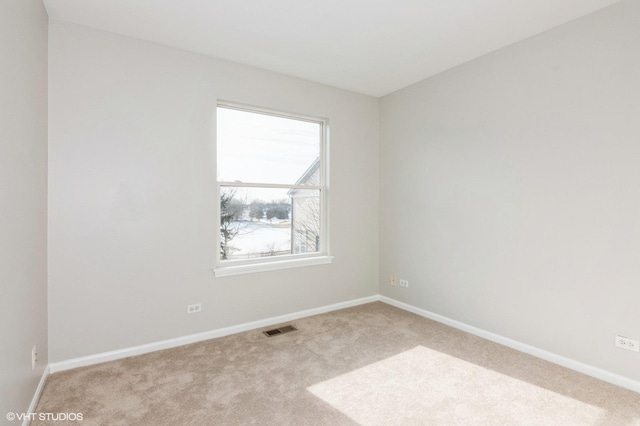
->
[214,101,331,277]
[214,255,334,277]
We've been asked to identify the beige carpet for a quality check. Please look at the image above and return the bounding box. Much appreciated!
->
[34,302,640,425]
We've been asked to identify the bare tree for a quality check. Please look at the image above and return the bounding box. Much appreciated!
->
[265,200,289,221]
[264,243,277,257]
[249,200,265,221]
[291,191,321,253]
[220,187,246,260]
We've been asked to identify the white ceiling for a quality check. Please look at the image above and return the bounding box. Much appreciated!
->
[43,0,621,97]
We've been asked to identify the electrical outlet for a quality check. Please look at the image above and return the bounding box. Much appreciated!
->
[399,279,409,288]
[186,303,202,314]
[31,346,37,370]
[391,275,397,286]
[615,335,639,352]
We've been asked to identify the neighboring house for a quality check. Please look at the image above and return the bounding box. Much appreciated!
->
[288,158,321,254]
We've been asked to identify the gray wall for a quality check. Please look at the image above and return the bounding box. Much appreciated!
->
[0,0,49,416]
[380,0,640,381]
[48,22,379,362]
[5,0,635,400]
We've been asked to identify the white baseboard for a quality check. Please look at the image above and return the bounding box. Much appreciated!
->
[24,365,50,426]
[49,295,380,374]
[47,293,639,394]
[380,296,640,394]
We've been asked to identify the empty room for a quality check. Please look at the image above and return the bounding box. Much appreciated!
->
[2,0,640,424]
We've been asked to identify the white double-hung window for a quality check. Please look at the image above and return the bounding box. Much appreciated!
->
[214,103,331,277]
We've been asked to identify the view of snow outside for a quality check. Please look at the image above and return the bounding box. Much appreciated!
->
[227,208,293,259]
[217,107,321,259]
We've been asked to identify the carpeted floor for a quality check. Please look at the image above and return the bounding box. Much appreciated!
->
[34,302,640,425]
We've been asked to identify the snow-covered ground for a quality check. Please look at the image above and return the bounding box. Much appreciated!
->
[227,220,291,259]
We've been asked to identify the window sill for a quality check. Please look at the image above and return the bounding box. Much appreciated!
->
[214,256,334,278]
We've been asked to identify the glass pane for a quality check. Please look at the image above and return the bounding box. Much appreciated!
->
[290,188,321,255]
[217,107,321,185]
[220,187,321,261]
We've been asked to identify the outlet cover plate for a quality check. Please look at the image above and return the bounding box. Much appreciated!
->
[31,346,37,370]
[187,303,202,314]
[615,335,639,352]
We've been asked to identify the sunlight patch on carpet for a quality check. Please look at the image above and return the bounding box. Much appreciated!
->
[307,346,608,425]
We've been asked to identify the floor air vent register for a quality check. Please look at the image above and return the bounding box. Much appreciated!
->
[263,325,297,337]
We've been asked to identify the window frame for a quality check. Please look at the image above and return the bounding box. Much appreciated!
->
[214,101,332,277]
